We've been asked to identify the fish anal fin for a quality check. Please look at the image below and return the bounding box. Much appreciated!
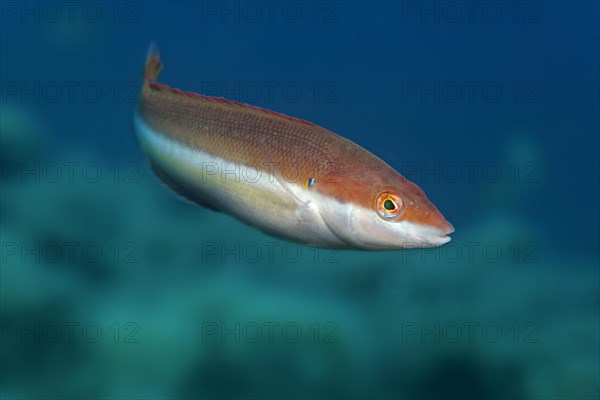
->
[149,160,221,212]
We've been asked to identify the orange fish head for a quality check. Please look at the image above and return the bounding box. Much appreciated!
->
[313,169,454,250]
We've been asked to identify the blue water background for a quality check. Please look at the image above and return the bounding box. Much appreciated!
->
[1,1,598,399]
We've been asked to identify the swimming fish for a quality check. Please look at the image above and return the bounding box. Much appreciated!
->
[135,45,454,250]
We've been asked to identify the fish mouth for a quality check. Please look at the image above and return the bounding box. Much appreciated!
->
[355,219,455,250]
[437,220,455,235]
[401,219,454,248]
[436,220,455,239]
[403,219,454,248]
[430,220,454,246]
[435,234,452,246]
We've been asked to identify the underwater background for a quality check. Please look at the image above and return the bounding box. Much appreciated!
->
[1,1,598,399]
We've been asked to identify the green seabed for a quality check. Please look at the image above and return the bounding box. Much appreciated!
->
[1,111,598,399]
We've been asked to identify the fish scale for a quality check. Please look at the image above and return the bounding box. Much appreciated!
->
[135,45,454,249]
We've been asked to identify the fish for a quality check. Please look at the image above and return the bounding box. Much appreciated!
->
[134,44,454,250]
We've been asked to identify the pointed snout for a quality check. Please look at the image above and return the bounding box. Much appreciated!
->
[398,185,454,245]
[436,219,455,236]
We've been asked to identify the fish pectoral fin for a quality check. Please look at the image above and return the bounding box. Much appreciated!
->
[149,160,222,212]
[258,144,312,207]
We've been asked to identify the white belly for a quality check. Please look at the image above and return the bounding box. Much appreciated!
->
[134,113,345,248]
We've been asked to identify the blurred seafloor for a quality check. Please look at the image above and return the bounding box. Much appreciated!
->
[1,101,598,399]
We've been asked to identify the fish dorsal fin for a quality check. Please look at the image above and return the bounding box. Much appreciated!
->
[144,42,163,81]
[148,81,320,129]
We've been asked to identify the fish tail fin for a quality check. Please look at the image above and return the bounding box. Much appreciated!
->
[144,42,163,82]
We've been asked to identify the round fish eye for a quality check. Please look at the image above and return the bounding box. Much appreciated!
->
[376,191,404,219]
[383,199,395,211]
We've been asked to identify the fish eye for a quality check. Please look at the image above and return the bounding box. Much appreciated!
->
[383,199,395,211]
[376,191,404,219]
